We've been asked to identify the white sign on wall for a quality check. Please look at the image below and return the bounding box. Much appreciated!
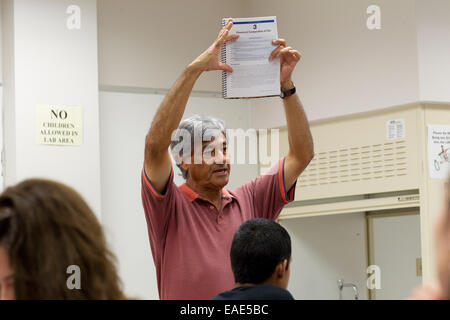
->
[36,105,83,146]
[386,119,405,141]
[428,125,450,179]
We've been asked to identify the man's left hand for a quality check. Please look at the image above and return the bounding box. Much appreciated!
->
[269,39,301,86]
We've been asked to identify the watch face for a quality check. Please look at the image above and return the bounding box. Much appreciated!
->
[280,91,285,98]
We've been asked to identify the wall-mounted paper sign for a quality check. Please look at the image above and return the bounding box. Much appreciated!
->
[36,105,83,146]
[428,125,450,179]
[386,119,405,141]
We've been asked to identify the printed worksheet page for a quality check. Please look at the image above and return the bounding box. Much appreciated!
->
[222,16,280,99]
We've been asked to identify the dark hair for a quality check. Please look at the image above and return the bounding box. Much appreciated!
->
[230,218,291,284]
[0,179,125,299]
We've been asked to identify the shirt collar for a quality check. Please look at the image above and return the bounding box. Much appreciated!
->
[179,184,234,203]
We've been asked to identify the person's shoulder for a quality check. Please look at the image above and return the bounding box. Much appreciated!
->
[215,285,294,300]
[211,286,256,300]
[259,284,295,300]
[211,289,234,300]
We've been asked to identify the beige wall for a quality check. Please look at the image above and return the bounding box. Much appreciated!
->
[247,0,420,126]
[0,1,3,84]
[98,0,423,126]
[420,104,450,282]
[2,0,102,216]
[416,0,450,102]
[97,0,246,92]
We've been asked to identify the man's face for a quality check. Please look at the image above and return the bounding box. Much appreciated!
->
[182,133,231,189]
[0,246,15,300]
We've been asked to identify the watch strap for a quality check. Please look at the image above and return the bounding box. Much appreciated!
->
[280,86,296,99]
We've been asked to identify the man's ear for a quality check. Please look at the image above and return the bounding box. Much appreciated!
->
[276,259,288,278]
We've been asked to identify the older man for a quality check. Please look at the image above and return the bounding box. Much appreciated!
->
[142,18,314,299]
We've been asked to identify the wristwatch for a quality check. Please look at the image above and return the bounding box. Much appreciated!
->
[280,86,296,99]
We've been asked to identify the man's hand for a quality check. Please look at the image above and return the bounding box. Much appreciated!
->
[188,18,239,73]
[269,39,302,86]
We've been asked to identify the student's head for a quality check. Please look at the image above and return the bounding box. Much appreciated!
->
[0,179,124,299]
[170,115,230,189]
[230,218,292,289]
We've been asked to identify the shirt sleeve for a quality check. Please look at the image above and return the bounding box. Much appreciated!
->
[237,157,297,221]
[141,167,177,246]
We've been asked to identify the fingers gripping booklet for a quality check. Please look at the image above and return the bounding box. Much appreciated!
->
[221,16,280,99]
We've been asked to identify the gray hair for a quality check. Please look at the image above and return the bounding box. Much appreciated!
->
[170,115,227,179]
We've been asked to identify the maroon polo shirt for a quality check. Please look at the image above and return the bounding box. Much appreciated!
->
[141,157,296,300]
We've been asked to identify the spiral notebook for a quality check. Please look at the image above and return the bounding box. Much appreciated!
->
[221,16,280,99]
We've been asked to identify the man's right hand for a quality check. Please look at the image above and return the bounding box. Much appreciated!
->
[187,18,239,73]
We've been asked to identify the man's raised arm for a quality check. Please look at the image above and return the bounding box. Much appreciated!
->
[144,19,239,193]
[269,39,314,191]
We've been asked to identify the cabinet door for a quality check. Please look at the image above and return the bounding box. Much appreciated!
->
[368,212,422,299]
[281,213,368,300]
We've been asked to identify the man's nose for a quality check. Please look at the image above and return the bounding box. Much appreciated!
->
[214,150,229,164]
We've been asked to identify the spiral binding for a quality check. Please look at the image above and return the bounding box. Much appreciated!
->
[220,19,228,98]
